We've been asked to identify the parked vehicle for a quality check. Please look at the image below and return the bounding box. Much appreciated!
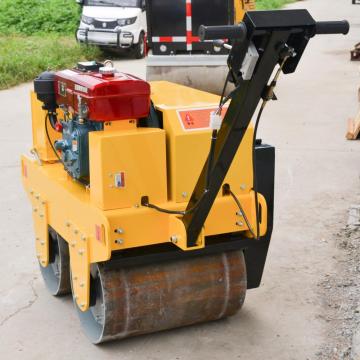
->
[76,0,147,58]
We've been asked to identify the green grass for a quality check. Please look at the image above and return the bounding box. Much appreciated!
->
[0,0,79,35]
[0,35,101,90]
[0,0,98,89]
[257,0,296,10]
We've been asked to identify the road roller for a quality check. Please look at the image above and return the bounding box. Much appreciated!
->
[21,10,349,344]
[146,0,256,95]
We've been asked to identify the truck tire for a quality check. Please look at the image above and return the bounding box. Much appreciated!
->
[134,32,145,59]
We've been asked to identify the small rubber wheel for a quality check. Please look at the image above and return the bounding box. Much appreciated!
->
[134,32,145,59]
[40,228,71,296]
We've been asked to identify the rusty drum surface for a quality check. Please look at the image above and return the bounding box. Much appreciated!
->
[75,250,247,344]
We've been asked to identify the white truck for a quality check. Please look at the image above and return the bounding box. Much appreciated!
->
[76,0,147,58]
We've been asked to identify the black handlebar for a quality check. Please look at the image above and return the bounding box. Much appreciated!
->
[315,20,350,35]
[198,23,247,41]
[199,20,349,41]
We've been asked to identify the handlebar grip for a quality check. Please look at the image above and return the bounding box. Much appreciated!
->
[199,23,247,41]
[315,20,350,35]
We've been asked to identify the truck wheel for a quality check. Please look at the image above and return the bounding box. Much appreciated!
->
[134,33,145,59]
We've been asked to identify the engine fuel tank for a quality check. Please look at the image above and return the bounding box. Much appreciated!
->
[54,69,150,122]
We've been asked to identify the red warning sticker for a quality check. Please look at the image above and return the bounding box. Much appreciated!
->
[178,107,228,131]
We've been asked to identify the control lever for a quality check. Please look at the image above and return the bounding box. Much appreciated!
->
[315,20,350,35]
[200,20,349,42]
[199,23,247,41]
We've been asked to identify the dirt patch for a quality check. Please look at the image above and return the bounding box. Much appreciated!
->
[316,205,360,360]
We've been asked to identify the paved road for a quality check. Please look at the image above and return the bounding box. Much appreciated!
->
[0,0,359,359]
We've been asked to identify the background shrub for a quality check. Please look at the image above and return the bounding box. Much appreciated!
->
[0,0,80,35]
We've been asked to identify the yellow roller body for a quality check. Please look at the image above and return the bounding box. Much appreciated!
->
[22,81,267,313]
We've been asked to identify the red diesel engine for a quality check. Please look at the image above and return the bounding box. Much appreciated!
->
[54,62,150,122]
[34,61,151,181]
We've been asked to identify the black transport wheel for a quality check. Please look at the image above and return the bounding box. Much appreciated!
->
[134,32,146,59]
[40,228,71,296]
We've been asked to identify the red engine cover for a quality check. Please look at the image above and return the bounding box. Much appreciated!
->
[54,69,150,122]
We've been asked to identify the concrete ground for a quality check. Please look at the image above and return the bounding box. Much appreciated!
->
[1,0,359,359]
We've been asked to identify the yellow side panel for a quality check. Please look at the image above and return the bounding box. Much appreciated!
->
[31,92,61,162]
[23,179,50,267]
[89,128,168,210]
[21,156,111,311]
[166,113,254,202]
[66,225,91,311]
[150,81,220,110]
[106,191,267,252]
[21,156,111,264]
[150,82,253,203]
[206,191,267,237]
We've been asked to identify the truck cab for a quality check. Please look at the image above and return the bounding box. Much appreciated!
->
[76,0,147,58]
